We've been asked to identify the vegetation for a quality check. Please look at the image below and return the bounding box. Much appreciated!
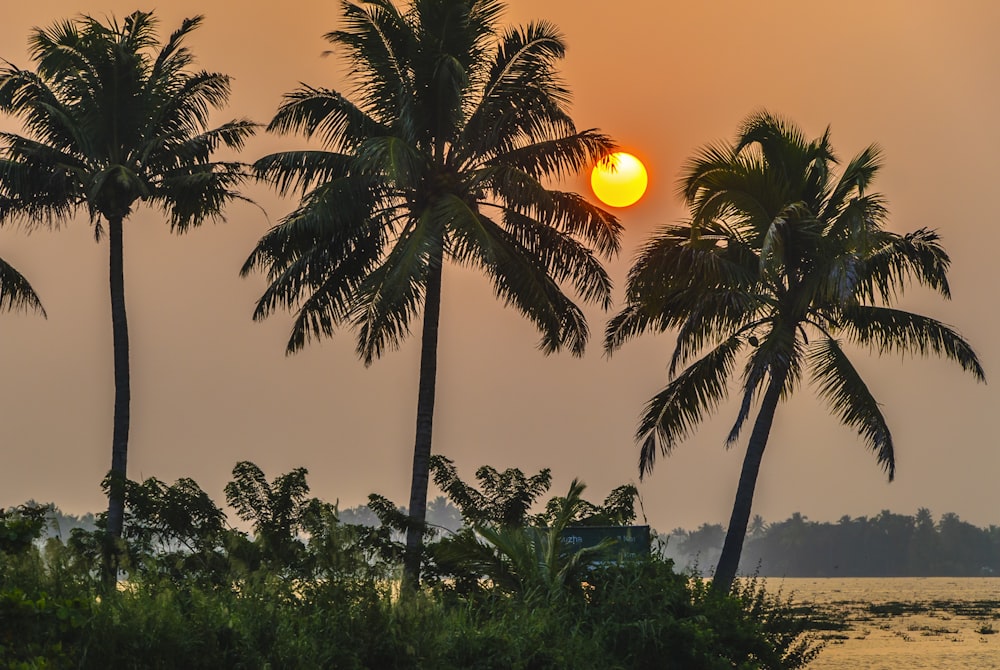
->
[0,11,255,548]
[241,0,621,591]
[669,509,1000,578]
[0,463,820,669]
[606,111,985,593]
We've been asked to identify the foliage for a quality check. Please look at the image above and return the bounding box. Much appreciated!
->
[2,461,819,668]
[0,503,50,556]
[430,454,639,529]
[582,561,822,669]
[422,456,645,595]
[434,480,620,602]
[430,455,553,527]
[0,255,44,320]
[224,460,322,571]
[119,476,229,577]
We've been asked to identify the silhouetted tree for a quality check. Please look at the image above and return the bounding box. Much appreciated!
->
[243,0,620,590]
[606,111,985,592]
[0,12,254,548]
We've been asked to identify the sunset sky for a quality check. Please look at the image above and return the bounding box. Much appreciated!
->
[1,1,996,533]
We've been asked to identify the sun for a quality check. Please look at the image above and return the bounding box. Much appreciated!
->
[590,152,648,208]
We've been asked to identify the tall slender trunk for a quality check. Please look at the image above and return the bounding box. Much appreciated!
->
[401,247,444,593]
[105,214,130,543]
[712,367,788,594]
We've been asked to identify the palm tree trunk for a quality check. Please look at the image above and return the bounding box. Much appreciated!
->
[105,214,130,542]
[401,248,444,593]
[712,368,788,594]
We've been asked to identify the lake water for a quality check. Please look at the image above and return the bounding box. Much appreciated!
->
[767,577,1000,669]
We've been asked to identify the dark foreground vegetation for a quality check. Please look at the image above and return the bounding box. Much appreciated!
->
[1,461,820,669]
[670,510,1000,578]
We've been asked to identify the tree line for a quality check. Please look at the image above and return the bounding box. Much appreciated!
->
[0,0,984,596]
[668,510,1000,578]
[33,495,1000,579]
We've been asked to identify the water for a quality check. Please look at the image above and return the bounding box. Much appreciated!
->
[769,577,1000,669]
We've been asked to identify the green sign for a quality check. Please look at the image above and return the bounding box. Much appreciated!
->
[559,525,651,562]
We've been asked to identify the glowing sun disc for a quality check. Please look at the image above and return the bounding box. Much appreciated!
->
[591,152,648,208]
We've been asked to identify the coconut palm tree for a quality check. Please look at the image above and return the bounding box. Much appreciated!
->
[242,0,621,590]
[605,111,984,593]
[0,12,255,543]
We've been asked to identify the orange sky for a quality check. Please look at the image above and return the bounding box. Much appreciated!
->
[0,1,997,531]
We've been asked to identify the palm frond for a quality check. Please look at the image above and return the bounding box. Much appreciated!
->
[841,305,985,381]
[604,303,660,354]
[820,144,882,219]
[254,150,357,196]
[487,129,615,183]
[267,85,386,150]
[637,336,743,476]
[149,161,252,231]
[244,187,396,352]
[356,135,424,184]
[808,337,894,479]
[856,228,951,302]
[448,205,591,356]
[351,214,438,365]
[491,206,613,307]
[474,163,620,256]
[0,257,45,316]
[461,20,572,154]
[326,0,414,127]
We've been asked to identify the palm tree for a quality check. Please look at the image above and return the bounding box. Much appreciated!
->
[0,12,255,543]
[242,0,621,590]
[747,514,767,540]
[606,111,984,593]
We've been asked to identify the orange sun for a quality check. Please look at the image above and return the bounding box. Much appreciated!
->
[590,152,648,208]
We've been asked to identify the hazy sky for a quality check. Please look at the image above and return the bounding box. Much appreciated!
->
[1,1,997,532]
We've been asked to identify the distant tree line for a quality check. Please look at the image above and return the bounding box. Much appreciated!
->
[667,509,1000,577]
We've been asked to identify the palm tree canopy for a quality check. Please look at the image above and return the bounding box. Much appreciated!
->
[0,11,256,233]
[607,110,984,480]
[243,0,622,361]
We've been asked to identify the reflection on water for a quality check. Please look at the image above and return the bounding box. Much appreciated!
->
[767,578,1000,669]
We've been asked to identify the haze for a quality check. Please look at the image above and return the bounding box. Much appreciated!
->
[0,1,996,532]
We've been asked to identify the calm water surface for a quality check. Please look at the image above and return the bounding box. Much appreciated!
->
[769,577,1000,669]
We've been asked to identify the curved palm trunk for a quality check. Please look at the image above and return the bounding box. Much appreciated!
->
[105,214,131,543]
[712,368,788,594]
[402,249,444,593]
